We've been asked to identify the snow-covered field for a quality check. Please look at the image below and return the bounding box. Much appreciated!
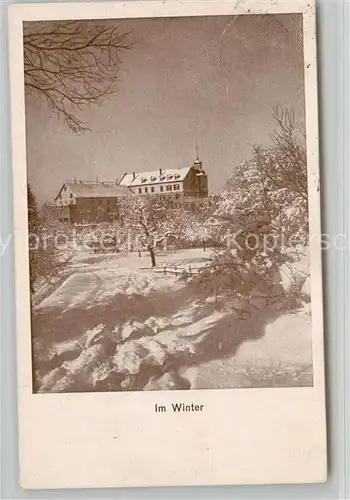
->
[31,248,313,393]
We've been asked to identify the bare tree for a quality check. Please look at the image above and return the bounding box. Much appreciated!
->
[24,20,133,132]
[269,106,308,200]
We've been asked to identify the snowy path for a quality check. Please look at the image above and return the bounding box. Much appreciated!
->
[36,270,103,311]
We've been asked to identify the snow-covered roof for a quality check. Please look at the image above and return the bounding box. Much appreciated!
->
[56,181,133,200]
[119,167,191,187]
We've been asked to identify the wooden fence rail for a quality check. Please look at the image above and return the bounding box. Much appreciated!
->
[155,264,206,277]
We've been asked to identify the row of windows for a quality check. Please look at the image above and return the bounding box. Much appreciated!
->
[138,184,181,194]
[57,198,116,207]
[57,193,74,200]
[57,192,118,203]
[96,199,115,205]
[140,174,181,183]
[56,199,75,206]
[167,184,181,191]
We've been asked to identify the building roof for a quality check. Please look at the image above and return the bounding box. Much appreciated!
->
[119,167,192,187]
[56,181,133,200]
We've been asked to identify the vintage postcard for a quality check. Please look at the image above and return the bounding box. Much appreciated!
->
[9,0,327,489]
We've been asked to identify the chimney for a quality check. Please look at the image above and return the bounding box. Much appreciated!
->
[159,168,162,176]
[132,172,136,180]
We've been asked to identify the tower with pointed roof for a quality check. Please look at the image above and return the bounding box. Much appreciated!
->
[193,146,204,171]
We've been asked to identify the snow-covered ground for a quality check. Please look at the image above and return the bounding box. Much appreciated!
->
[35,248,209,311]
[31,248,313,393]
[182,304,312,389]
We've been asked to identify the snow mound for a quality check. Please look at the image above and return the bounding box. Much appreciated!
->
[112,337,167,376]
[62,344,105,374]
[143,372,190,391]
[84,324,106,348]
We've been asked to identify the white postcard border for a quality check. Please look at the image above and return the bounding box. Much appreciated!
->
[9,0,327,489]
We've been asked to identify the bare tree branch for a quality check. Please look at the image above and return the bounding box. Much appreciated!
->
[24,20,134,132]
[269,106,308,201]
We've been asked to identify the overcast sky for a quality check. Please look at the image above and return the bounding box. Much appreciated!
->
[25,14,305,204]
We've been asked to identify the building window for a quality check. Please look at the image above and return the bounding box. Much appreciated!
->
[166,185,172,191]
[139,188,142,194]
[151,187,155,193]
[160,186,164,192]
[175,193,180,200]
[145,187,148,193]
[173,184,180,191]
[99,200,102,205]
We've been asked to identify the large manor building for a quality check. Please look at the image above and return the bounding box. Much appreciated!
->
[53,152,209,223]
[119,152,208,206]
[53,181,132,224]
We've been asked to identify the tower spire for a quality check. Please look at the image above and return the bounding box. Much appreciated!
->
[193,146,202,169]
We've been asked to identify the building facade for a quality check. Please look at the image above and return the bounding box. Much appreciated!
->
[52,155,209,223]
[54,180,133,224]
[119,153,208,207]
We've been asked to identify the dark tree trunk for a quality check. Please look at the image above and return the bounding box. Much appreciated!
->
[149,248,156,267]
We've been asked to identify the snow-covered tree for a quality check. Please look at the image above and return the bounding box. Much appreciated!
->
[28,184,40,232]
[197,108,308,309]
[171,198,217,251]
[120,195,177,267]
[28,190,77,293]
[28,184,41,293]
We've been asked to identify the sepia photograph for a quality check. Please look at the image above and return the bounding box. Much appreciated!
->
[9,0,328,489]
[25,13,313,394]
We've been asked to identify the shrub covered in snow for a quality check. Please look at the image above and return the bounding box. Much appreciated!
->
[196,108,309,311]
